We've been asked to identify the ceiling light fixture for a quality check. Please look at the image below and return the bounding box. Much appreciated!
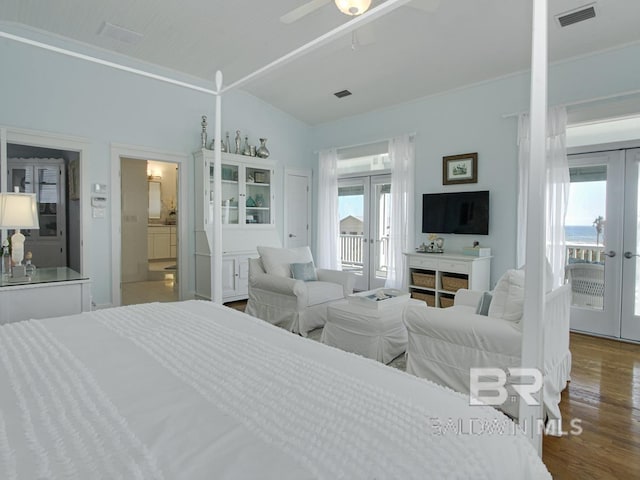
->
[335,0,372,16]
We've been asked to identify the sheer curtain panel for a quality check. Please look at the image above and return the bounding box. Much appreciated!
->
[385,134,415,289]
[316,149,340,270]
[517,106,569,288]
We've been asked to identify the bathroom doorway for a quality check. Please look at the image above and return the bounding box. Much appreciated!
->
[120,157,180,306]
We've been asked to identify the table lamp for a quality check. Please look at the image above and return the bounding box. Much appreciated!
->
[0,187,40,280]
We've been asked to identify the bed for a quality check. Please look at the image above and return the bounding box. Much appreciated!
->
[0,300,550,479]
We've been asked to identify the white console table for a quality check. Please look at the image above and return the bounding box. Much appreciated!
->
[0,267,91,325]
[404,252,491,308]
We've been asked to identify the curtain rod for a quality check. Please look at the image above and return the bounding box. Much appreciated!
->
[313,133,416,154]
[502,87,640,119]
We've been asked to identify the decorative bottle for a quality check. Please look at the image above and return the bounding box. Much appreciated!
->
[200,115,208,149]
[243,136,251,156]
[2,241,10,279]
[256,138,270,159]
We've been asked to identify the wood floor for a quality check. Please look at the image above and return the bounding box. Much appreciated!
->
[225,302,639,478]
[543,333,640,479]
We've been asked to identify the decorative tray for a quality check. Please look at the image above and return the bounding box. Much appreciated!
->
[348,288,410,310]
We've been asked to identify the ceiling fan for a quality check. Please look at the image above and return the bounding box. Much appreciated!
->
[280,0,441,24]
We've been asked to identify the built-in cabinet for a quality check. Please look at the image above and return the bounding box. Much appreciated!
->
[147,225,176,260]
[405,252,491,308]
[194,150,280,302]
[7,159,66,268]
[222,253,251,301]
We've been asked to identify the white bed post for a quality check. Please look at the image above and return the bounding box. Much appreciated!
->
[519,0,548,453]
[213,70,223,304]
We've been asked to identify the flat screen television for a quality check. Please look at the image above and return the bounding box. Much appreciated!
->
[422,190,489,235]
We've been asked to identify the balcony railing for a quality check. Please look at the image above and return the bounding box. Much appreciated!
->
[339,234,389,276]
[566,243,605,263]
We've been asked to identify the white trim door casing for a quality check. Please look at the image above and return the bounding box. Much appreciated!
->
[0,125,91,284]
[284,168,311,248]
[110,144,188,307]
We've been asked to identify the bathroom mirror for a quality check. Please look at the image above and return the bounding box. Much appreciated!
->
[148,181,161,219]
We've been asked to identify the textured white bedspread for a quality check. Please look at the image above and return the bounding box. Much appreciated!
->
[0,300,551,479]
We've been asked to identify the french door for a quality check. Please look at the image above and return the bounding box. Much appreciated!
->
[567,148,640,341]
[338,175,391,291]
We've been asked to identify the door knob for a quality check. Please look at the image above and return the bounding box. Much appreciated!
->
[288,233,296,238]
[624,251,640,259]
[603,250,616,258]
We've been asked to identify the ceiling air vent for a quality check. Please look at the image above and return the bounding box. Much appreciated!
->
[98,21,143,45]
[556,4,596,27]
[334,89,352,99]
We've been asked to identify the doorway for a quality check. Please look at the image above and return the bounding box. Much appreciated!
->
[566,148,640,342]
[120,158,179,306]
[338,174,391,291]
[284,169,311,248]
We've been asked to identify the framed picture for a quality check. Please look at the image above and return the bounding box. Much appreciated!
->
[443,153,478,185]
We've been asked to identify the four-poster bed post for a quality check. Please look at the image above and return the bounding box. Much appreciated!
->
[519,0,548,453]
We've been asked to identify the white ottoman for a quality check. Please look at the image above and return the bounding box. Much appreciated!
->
[321,300,419,363]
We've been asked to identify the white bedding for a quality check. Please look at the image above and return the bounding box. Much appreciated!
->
[0,300,551,479]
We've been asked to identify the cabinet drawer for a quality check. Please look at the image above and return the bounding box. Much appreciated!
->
[410,257,438,269]
[437,261,469,274]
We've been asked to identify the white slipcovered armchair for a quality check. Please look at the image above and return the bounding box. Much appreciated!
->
[245,246,355,335]
[403,269,571,434]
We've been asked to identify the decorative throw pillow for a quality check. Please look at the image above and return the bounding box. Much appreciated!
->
[257,246,314,278]
[290,261,318,282]
[475,291,493,316]
[488,269,525,322]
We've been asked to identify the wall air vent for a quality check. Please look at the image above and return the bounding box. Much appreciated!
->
[334,89,352,98]
[556,4,596,27]
[98,21,143,45]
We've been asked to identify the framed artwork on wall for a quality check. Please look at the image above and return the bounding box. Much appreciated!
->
[443,152,478,185]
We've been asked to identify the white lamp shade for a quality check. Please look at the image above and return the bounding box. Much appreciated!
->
[335,0,372,16]
[0,192,40,229]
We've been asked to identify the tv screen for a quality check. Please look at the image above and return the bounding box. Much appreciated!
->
[422,190,489,235]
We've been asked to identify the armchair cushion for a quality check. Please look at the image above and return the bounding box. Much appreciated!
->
[475,291,493,316]
[257,246,313,278]
[291,261,318,282]
[306,281,345,307]
[488,269,525,323]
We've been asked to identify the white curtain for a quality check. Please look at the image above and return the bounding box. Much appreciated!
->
[517,106,569,288]
[316,148,340,270]
[385,134,415,290]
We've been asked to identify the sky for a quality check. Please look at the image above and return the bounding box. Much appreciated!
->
[565,181,606,226]
[339,195,363,220]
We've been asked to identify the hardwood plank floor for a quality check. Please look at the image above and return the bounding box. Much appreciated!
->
[543,333,640,479]
[226,301,640,478]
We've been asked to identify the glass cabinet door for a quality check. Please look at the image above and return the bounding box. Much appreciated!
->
[36,167,60,237]
[245,166,271,225]
[211,163,240,224]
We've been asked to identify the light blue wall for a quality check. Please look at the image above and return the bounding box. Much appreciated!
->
[0,27,313,306]
[311,42,640,287]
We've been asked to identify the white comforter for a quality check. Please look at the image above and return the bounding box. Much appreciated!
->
[0,300,551,479]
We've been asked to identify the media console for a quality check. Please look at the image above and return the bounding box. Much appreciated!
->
[404,252,491,308]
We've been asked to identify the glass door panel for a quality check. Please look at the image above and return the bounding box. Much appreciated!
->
[36,167,59,237]
[338,178,367,291]
[212,164,239,225]
[621,148,640,342]
[567,151,624,337]
[370,176,391,289]
[245,166,271,225]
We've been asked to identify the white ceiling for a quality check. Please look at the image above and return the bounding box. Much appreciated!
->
[1,0,639,125]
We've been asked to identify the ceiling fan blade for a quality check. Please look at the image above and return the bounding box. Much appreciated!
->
[406,0,441,13]
[280,0,332,24]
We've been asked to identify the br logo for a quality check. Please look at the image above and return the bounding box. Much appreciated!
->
[469,368,543,406]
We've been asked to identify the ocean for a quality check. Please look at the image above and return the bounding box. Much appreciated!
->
[565,225,603,245]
